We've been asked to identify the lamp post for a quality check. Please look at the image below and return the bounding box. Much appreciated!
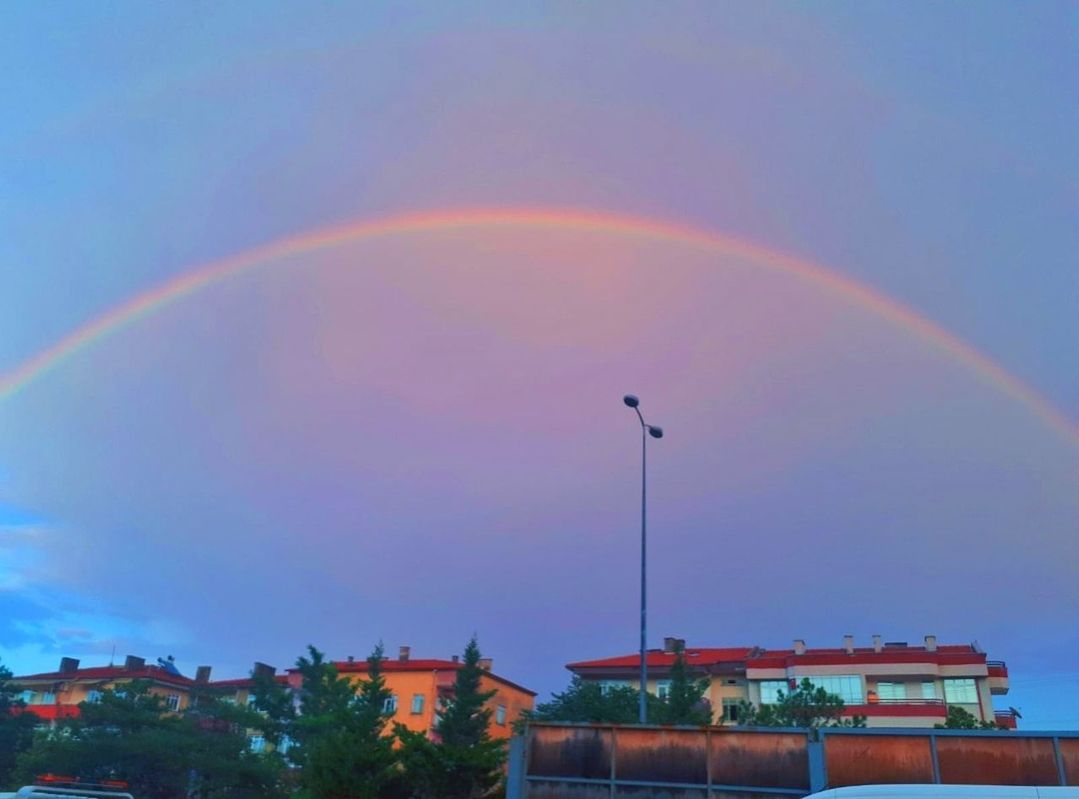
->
[623,394,663,724]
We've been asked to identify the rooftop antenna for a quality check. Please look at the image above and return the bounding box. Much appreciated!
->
[109,644,116,667]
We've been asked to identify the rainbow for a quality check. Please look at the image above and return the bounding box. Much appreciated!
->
[2,207,1076,448]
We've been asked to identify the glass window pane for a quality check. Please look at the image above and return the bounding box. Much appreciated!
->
[944,679,978,704]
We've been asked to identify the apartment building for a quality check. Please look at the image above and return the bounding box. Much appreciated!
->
[212,645,536,743]
[9,655,209,722]
[568,634,1014,728]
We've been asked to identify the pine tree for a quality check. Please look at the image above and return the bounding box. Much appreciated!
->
[397,637,506,799]
[290,644,399,799]
[660,641,712,725]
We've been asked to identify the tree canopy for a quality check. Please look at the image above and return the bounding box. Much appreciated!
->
[13,681,286,799]
[396,637,506,799]
[737,679,866,728]
[521,643,712,728]
[0,658,37,790]
[936,705,1002,730]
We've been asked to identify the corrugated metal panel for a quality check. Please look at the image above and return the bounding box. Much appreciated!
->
[525,780,609,799]
[711,731,809,790]
[1059,738,1079,785]
[825,734,935,787]
[615,728,708,784]
[529,726,613,780]
[936,737,1059,785]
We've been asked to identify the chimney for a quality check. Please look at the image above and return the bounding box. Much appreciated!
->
[925,635,938,652]
[59,657,80,675]
[872,635,883,653]
[252,662,275,680]
[843,635,854,654]
[451,655,459,663]
[477,658,493,671]
[347,655,355,663]
[399,646,411,662]
[663,637,678,653]
[195,666,212,683]
[124,655,145,671]
[793,639,806,656]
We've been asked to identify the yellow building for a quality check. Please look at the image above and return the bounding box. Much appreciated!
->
[10,655,209,723]
[212,646,535,747]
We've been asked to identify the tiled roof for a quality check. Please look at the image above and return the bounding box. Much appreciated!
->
[283,658,536,696]
[13,666,194,687]
[208,675,289,689]
[747,644,985,668]
[568,647,757,670]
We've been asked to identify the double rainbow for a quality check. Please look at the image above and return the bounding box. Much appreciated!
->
[2,207,1075,448]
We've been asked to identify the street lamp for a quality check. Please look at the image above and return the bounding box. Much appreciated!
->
[623,394,663,723]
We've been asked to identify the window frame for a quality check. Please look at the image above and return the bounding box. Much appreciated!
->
[410,693,425,715]
[944,678,979,704]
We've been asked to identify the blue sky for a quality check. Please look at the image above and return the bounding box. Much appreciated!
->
[1,2,1077,726]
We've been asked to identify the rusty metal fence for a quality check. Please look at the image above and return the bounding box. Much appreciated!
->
[507,724,1079,799]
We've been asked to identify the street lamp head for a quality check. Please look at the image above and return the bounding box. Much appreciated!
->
[648,425,664,439]
[623,394,640,408]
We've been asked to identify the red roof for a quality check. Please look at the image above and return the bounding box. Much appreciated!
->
[747,644,985,669]
[209,675,289,689]
[13,666,194,688]
[568,647,757,670]
[284,659,536,696]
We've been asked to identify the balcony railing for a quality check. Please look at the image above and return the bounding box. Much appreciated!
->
[869,697,945,705]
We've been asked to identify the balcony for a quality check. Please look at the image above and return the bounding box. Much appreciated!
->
[987,661,1009,695]
[847,698,947,719]
[995,708,1019,729]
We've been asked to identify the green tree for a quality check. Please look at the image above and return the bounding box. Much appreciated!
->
[737,679,866,728]
[13,681,286,799]
[0,659,37,789]
[656,642,712,725]
[935,705,1001,730]
[397,637,505,799]
[265,644,397,799]
[518,677,646,729]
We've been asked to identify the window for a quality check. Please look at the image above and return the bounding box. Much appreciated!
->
[802,676,863,705]
[40,692,56,705]
[19,690,34,704]
[165,694,181,711]
[383,694,398,714]
[921,682,936,700]
[599,680,630,696]
[247,692,258,706]
[249,735,266,753]
[496,704,507,726]
[722,699,741,723]
[876,682,906,701]
[411,693,425,715]
[944,679,979,704]
[656,680,672,700]
[86,690,103,704]
[759,681,789,705]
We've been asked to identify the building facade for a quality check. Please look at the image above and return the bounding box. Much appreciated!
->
[211,645,535,746]
[9,655,208,723]
[568,635,1014,728]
